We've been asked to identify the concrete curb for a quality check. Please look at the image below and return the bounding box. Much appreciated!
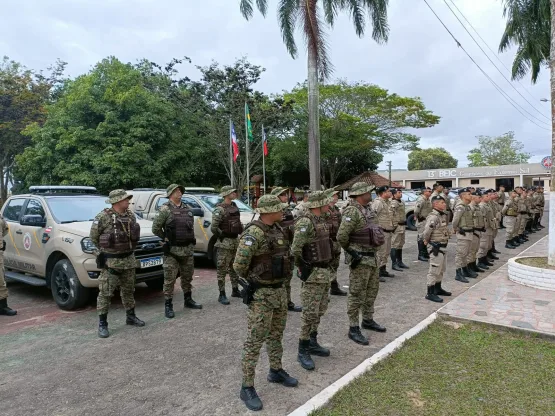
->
[287,312,439,416]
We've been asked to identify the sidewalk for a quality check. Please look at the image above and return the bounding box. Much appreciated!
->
[439,236,555,337]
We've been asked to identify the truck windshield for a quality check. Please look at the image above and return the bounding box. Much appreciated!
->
[46,196,111,223]
[199,196,254,213]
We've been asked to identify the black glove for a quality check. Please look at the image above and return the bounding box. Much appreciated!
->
[96,252,106,269]
[163,241,171,255]
[346,248,363,269]
[299,260,313,282]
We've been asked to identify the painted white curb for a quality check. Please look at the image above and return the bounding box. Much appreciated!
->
[287,312,438,416]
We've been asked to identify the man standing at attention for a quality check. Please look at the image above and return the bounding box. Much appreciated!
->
[389,188,409,271]
[372,186,396,279]
[415,187,433,262]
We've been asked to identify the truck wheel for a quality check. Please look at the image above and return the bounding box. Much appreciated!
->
[406,213,417,231]
[145,277,164,291]
[51,259,90,310]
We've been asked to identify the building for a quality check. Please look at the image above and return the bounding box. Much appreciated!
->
[335,171,403,191]
[378,161,552,191]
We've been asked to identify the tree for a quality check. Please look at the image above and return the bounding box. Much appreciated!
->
[407,147,457,171]
[0,56,66,201]
[269,80,440,187]
[467,132,531,167]
[499,0,550,82]
[239,0,390,190]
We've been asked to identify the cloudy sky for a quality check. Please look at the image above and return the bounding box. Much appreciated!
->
[2,0,551,171]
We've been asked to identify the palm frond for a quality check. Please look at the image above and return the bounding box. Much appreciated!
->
[364,0,389,43]
[278,0,300,58]
[322,0,339,26]
[301,0,333,80]
[256,0,268,17]
[239,0,254,19]
[346,0,366,36]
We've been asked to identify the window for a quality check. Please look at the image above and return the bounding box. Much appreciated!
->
[155,196,203,210]
[3,199,26,221]
[410,181,425,189]
[470,179,480,185]
[23,200,46,219]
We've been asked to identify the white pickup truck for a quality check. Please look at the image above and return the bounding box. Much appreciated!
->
[126,188,257,265]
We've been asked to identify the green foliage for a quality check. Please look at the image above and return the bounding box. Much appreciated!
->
[408,147,457,171]
[467,131,531,167]
[499,0,550,83]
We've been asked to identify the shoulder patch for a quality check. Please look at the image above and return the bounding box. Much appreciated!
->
[345,217,351,222]
[243,235,256,246]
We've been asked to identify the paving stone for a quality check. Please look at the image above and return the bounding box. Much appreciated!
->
[511,320,535,329]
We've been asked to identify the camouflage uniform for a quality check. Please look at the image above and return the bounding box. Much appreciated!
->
[91,207,139,315]
[337,182,385,345]
[323,187,346,295]
[517,193,528,236]
[536,189,545,225]
[477,197,495,260]
[371,194,395,273]
[422,207,451,302]
[467,198,484,267]
[452,197,474,270]
[211,186,241,295]
[414,193,432,260]
[502,195,519,241]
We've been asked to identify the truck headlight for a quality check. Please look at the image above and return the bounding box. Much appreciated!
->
[81,237,97,254]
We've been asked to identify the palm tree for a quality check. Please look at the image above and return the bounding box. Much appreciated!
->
[499,0,554,265]
[239,0,389,190]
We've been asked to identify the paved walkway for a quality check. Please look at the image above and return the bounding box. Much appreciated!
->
[439,235,555,337]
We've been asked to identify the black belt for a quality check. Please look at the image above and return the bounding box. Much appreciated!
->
[506,214,517,217]
[382,229,395,233]
[430,243,447,248]
[221,232,239,238]
[474,227,486,232]
[257,282,283,289]
[104,252,133,259]
[398,221,406,225]
[311,261,330,268]
[358,252,375,257]
[461,229,473,232]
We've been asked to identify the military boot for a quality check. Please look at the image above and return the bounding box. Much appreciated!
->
[231,287,242,298]
[164,298,175,319]
[218,291,230,305]
[511,238,520,247]
[425,285,443,303]
[487,250,499,260]
[330,280,347,296]
[505,240,516,249]
[397,249,409,269]
[455,268,469,283]
[267,369,298,387]
[481,256,494,266]
[380,265,395,278]
[469,262,484,273]
[348,326,369,345]
[390,248,403,271]
[98,314,109,338]
[476,260,489,271]
[463,266,478,279]
[492,243,501,254]
[126,308,145,327]
[0,298,17,316]
[240,386,263,411]
[435,282,452,296]
[361,319,386,332]
[184,292,202,309]
[297,340,315,370]
[308,332,330,356]
[417,240,428,262]
[288,302,302,312]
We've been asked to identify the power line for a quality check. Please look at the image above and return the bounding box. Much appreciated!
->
[447,0,542,106]
[443,0,550,123]
[421,0,551,131]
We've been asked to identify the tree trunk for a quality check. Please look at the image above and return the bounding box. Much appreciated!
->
[307,45,321,191]
[550,0,555,266]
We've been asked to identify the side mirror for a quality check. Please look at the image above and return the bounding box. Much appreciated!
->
[191,207,204,217]
[20,214,46,228]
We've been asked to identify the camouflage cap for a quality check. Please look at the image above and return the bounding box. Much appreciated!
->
[255,194,287,214]
[220,185,237,197]
[306,191,332,208]
[349,182,375,196]
[270,187,288,196]
[166,183,185,197]
[324,186,339,198]
[105,189,132,205]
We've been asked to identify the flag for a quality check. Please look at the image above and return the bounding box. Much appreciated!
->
[245,103,254,142]
[231,122,239,162]
[262,127,268,156]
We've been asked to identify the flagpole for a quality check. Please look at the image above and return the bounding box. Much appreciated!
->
[245,103,250,206]
[229,118,234,187]
[262,124,266,195]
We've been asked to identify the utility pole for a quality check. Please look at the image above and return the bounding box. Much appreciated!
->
[387,161,392,187]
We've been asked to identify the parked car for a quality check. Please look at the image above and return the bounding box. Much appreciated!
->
[1,186,164,310]
[127,189,257,265]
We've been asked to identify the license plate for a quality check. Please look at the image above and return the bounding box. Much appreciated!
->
[140,257,163,268]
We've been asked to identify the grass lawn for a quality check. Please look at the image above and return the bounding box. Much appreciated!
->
[311,321,555,416]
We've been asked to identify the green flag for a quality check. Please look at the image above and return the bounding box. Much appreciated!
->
[245,103,254,142]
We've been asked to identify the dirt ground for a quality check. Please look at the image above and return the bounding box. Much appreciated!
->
[0,225,548,416]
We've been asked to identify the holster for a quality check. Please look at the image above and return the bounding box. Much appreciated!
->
[1,241,5,251]
[346,248,363,269]
[238,278,256,305]
[299,260,313,282]
[458,230,466,236]
[163,242,171,255]
[431,243,440,257]
[96,253,106,269]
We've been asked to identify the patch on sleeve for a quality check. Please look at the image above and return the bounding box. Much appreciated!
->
[344,217,351,222]
[244,235,256,246]
[300,227,307,232]
[93,220,99,225]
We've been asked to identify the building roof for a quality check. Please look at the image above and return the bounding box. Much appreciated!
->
[335,171,403,191]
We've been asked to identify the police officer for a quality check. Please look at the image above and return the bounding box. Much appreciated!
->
[502,189,519,249]
[536,186,545,228]
[372,186,396,278]
[443,187,453,223]
[337,182,386,346]
[415,187,433,261]
[489,190,502,255]
[467,191,486,273]
[389,188,409,271]
[324,187,348,296]
[152,184,202,319]
[0,214,17,316]
[233,195,298,412]
[477,190,496,269]
[497,185,506,228]
[524,189,536,234]
[529,187,540,231]
[422,196,452,303]
[452,188,476,283]
[292,191,333,370]
[91,189,145,338]
[211,185,244,305]
[270,187,302,312]
[515,187,529,244]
